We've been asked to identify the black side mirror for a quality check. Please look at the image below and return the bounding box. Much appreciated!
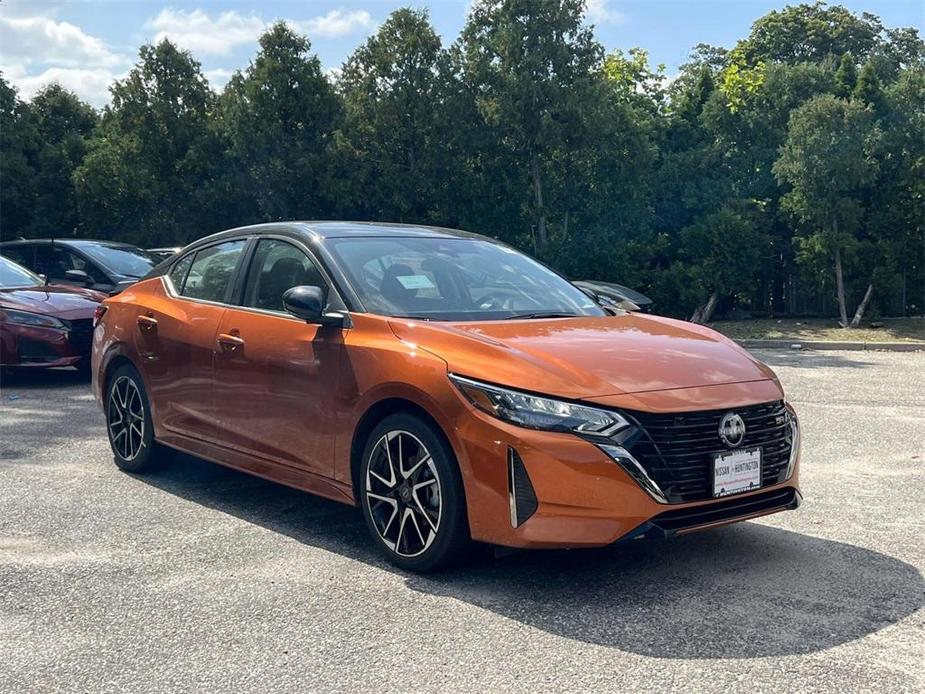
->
[64,269,92,285]
[283,285,343,326]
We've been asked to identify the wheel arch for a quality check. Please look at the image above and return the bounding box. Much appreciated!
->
[350,397,456,505]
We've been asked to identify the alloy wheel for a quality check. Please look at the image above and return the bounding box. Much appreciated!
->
[108,376,145,461]
[365,430,442,558]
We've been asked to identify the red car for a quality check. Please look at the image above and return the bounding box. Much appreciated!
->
[0,255,106,372]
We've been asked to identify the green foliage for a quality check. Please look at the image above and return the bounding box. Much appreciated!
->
[737,1,883,64]
[834,52,857,97]
[219,23,341,223]
[853,60,885,111]
[719,50,767,113]
[336,9,446,222]
[73,40,215,244]
[2,3,923,319]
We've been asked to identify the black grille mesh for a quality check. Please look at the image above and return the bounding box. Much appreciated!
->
[66,318,94,356]
[625,400,792,503]
[508,448,538,527]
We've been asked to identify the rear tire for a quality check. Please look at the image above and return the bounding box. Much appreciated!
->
[105,363,159,473]
[359,413,473,572]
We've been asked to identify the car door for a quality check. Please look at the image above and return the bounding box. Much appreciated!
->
[51,247,114,293]
[136,238,247,443]
[211,237,344,478]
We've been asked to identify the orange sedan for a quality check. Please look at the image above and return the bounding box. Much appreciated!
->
[92,222,801,571]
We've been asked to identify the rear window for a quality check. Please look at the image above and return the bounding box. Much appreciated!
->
[177,240,246,303]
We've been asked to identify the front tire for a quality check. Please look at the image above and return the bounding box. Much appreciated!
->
[359,413,472,572]
[105,363,158,473]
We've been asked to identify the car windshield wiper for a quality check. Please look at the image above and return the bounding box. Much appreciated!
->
[503,312,580,320]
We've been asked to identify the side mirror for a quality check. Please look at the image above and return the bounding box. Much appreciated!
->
[64,269,92,285]
[616,299,641,312]
[283,285,343,326]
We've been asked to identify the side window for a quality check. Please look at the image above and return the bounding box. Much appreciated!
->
[242,239,326,312]
[53,248,107,284]
[168,253,194,293]
[2,246,34,271]
[181,240,246,303]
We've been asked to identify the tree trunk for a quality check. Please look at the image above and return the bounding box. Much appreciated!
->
[691,292,719,324]
[849,282,874,328]
[530,153,547,251]
[834,244,849,328]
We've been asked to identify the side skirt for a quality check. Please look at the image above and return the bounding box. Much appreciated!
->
[157,432,357,507]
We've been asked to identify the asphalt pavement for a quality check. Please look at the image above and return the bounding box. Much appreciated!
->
[1,350,923,693]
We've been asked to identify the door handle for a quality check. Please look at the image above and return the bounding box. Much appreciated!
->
[217,332,245,351]
[137,314,158,331]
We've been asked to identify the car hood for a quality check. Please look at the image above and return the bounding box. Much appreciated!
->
[388,313,778,399]
[0,285,105,320]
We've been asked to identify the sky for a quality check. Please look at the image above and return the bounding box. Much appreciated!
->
[1,0,922,107]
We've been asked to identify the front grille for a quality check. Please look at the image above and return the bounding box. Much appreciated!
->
[66,318,93,356]
[624,400,793,503]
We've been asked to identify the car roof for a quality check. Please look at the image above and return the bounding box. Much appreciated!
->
[0,238,138,249]
[191,221,494,246]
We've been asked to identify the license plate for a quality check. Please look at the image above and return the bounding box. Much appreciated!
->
[712,447,762,498]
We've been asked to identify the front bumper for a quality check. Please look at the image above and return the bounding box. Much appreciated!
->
[453,398,802,549]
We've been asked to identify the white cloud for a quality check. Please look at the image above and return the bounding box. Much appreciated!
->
[0,13,123,68]
[585,0,626,26]
[290,9,375,39]
[0,6,127,107]
[146,9,265,56]
[3,63,118,107]
[204,68,234,90]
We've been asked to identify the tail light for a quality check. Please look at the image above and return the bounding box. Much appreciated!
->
[92,305,108,328]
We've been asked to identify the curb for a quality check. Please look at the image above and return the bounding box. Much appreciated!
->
[736,339,925,352]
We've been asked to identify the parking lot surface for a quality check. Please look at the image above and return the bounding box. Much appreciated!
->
[1,350,924,693]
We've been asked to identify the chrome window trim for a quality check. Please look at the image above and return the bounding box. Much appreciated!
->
[236,234,347,314]
[161,236,250,307]
[161,233,350,320]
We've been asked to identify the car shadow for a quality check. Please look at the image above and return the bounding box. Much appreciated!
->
[1,366,90,391]
[751,350,874,369]
[140,451,925,660]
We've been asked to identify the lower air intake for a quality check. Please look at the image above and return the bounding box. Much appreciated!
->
[508,448,538,528]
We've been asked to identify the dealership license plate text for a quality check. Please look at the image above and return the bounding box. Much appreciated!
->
[712,447,762,498]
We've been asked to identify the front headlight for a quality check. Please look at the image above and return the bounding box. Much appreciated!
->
[785,401,800,478]
[0,308,66,330]
[449,374,629,436]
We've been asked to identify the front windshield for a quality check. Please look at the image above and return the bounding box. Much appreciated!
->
[327,237,605,321]
[0,256,42,288]
[78,244,158,278]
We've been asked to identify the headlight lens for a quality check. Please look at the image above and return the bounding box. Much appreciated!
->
[449,374,628,436]
[0,308,66,329]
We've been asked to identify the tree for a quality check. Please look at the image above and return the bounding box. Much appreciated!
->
[853,60,885,111]
[456,0,603,253]
[74,40,215,244]
[682,203,771,323]
[834,52,857,97]
[219,23,340,222]
[336,9,446,222]
[29,85,98,235]
[0,76,37,239]
[737,2,883,65]
[773,95,880,326]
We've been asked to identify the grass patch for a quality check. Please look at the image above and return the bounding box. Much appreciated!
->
[709,317,925,343]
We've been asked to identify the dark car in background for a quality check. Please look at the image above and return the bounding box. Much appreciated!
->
[147,247,183,261]
[0,256,105,373]
[0,239,159,295]
[573,280,654,313]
